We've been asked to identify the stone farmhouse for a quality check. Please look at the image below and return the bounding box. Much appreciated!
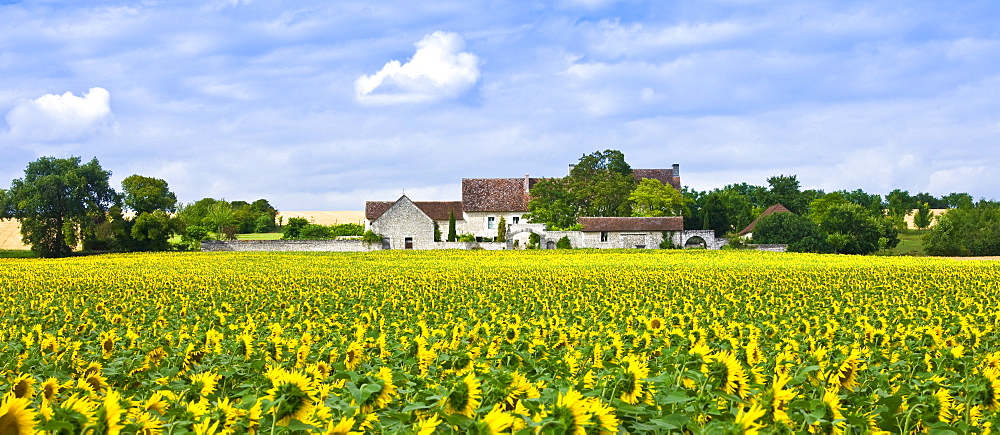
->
[364,164,724,250]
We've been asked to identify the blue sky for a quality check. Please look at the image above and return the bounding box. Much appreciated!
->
[2,0,999,210]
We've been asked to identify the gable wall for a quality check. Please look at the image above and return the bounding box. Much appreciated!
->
[370,199,435,249]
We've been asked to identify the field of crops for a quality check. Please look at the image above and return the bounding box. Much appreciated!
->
[2,250,999,434]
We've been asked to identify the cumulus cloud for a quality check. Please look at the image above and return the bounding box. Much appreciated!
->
[355,31,480,104]
[5,87,114,142]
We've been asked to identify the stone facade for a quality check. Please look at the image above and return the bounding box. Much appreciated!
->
[368,195,436,250]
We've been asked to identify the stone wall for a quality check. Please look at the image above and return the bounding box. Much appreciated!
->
[201,240,381,252]
[748,244,788,252]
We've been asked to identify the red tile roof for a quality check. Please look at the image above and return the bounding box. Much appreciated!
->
[579,216,684,232]
[462,178,536,212]
[366,200,463,221]
[738,204,792,236]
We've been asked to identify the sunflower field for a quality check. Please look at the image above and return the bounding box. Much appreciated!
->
[2,249,999,434]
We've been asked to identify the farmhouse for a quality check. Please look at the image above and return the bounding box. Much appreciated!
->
[364,163,726,250]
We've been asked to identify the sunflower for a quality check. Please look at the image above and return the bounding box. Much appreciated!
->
[443,373,482,417]
[830,349,861,392]
[99,390,126,435]
[9,374,35,399]
[478,405,515,434]
[981,369,1000,412]
[413,414,442,435]
[142,391,170,415]
[619,355,649,405]
[100,331,118,359]
[0,392,37,434]
[551,389,589,435]
[771,373,797,427]
[40,378,60,403]
[812,389,846,435]
[359,367,397,413]
[709,351,749,399]
[323,416,362,435]
[263,369,318,426]
[503,372,540,409]
[586,397,619,434]
[931,388,954,423]
[189,372,222,398]
[344,342,365,371]
[131,411,163,434]
[734,402,767,435]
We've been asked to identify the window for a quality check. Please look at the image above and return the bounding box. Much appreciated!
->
[600,231,609,242]
[512,216,520,224]
[404,237,413,249]
[487,216,496,229]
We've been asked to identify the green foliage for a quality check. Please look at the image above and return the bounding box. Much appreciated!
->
[281,217,309,239]
[753,212,833,253]
[924,203,1000,256]
[447,209,457,242]
[659,231,678,249]
[556,235,572,249]
[913,202,933,229]
[457,233,476,242]
[5,156,117,257]
[527,150,637,228]
[701,193,730,237]
[548,223,583,231]
[496,216,507,242]
[362,230,384,246]
[886,189,915,219]
[766,175,807,214]
[528,232,540,249]
[942,192,974,209]
[131,210,182,251]
[121,175,177,214]
[433,221,441,242]
[817,203,898,255]
[629,178,687,217]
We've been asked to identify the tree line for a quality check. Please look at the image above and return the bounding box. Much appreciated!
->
[526,150,993,255]
[0,156,284,257]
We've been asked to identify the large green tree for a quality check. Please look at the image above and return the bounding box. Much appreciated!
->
[816,203,898,255]
[752,211,833,253]
[629,178,687,217]
[527,150,637,228]
[924,203,1000,256]
[121,175,181,251]
[5,156,117,257]
[121,174,178,214]
[767,175,808,214]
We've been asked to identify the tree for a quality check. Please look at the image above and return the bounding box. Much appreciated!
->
[205,202,236,238]
[816,203,897,255]
[5,157,117,257]
[808,192,850,225]
[839,189,884,215]
[131,210,181,251]
[701,193,730,237]
[767,175,807,214]
[924,203,1000,256]
[913,202,933,229]
[282,217,309,239]
[942,192,974,209]
[886,189,915,219]
[447,209,458,242]
[121,175,177,214]
[752,212,832,253]
[526,150,638,228]
[556,235,572,249]
[496,216,507,242]
[629,178,687,217]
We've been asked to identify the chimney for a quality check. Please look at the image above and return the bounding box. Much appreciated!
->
[672,163,680,177]
[568,164,576,175]
[524,174,530,193]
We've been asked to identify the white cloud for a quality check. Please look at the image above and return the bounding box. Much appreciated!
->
[355,31,480,104]
[5,87,114,142]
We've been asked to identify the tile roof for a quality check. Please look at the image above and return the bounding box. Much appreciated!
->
[632,168,681,190]
[738,204,792,236]
[366,200,464,221]
[579,216,684,232]
[462,178,537,212]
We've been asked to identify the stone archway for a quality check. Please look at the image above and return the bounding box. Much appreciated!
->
[546,240,556,249]
[684,236,707,249]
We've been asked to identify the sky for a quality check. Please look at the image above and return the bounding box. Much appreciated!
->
[1,0,999,211]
